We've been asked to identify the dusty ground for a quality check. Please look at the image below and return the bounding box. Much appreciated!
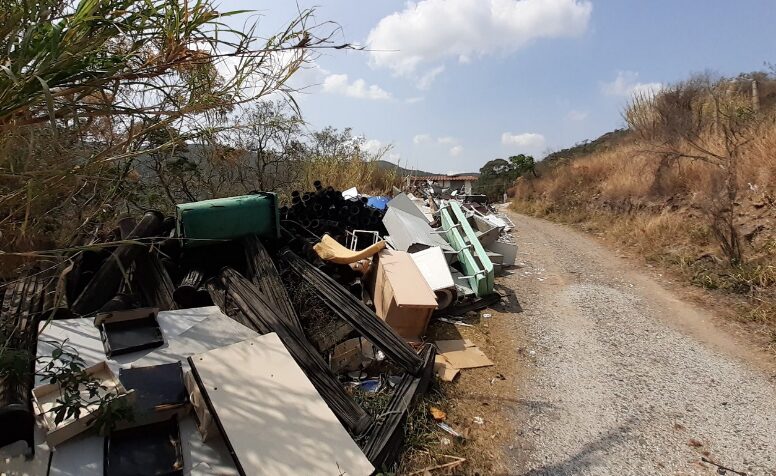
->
[503,211,776,476]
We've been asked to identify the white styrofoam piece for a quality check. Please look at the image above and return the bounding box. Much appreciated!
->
[190,333,374,476]
[341,187,358,199]
[410,247,455,292]
[32,307,254,476]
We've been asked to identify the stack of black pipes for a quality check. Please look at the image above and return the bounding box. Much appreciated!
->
[280,181,387,246]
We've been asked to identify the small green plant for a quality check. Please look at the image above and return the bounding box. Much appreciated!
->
[36,340,133,432]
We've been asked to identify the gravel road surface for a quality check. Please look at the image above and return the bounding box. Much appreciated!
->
[503,212,776,476]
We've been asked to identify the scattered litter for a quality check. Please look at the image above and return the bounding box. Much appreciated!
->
[406,455,466,474]
[356,379,382,393]
[3,178,517,473]
[435,339,494,370]
[436,422,464,439]
[473,416,484,425]
[437,317,474,327]
[429,406,447,421]
[440,437,451,446]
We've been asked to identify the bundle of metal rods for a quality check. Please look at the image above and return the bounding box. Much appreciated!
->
[280,249,424,375]
[362,345,436,469]
[241,235,303,337]
[217,267,373,434]
[280,181,386,243]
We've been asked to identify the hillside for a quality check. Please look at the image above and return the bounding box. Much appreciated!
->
[511,72,776,337]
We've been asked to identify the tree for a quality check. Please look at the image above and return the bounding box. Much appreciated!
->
[625,74,761,265]
[476,154,537,201]
[0,0,349,251]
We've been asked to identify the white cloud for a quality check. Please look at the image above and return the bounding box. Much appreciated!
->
[367,0,592,87]
[417,65,445,90]
[362,139,383,154]
[406,96,425,104]
[601,71,662,97]
[437,136,457,145]
[449,145,464,157]
[413,133,432,144]
[322,73,392,100]
[501,132,546,150]
[388,152,401,163]
[566,109,588,121]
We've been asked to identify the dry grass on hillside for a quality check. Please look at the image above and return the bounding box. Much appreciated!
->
[511,119,776,337]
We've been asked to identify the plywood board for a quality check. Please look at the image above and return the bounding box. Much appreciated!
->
[435,339,494,369]
[189,333,374,476]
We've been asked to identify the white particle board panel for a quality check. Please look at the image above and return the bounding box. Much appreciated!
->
[39,307,252,476]
[189,333,374,476]
[35,306,217,384]
[410,247,455,291]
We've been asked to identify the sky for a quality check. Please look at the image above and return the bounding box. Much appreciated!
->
[216,0,776,174]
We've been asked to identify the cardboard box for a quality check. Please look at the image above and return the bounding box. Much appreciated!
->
[32,361,134,447]
[369,249,438,339]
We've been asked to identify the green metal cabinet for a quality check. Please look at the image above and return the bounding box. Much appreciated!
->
[176,193,280,247]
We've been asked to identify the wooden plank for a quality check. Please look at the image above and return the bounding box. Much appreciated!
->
[188,333,374,476]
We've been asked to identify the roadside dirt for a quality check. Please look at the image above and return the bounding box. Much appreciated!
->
[502,211,776,475]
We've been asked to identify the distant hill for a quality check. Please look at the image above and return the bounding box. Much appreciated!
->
[542,128,631,165]
[376,160,481,178]
[375,160,436,177]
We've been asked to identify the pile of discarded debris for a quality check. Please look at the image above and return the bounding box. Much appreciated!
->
[0,182,516,475]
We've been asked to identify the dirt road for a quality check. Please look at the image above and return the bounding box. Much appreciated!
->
[501,212,776,476]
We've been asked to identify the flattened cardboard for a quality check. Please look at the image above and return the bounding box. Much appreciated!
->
[434,355,460,382]
[435,339,494,369]
[188,333,374,476]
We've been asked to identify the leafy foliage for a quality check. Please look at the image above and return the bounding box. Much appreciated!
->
[36,339,133,431]
[476,154,536,201]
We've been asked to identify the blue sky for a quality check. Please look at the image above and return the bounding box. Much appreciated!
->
[218,0,776,173]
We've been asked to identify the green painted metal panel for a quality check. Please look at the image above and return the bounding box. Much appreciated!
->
[440,202,494,297]
[176,193,280,247]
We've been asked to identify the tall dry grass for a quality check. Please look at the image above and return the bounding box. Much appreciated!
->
[512,115,776,330]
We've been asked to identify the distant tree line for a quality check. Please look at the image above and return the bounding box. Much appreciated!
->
[475,154,536,201]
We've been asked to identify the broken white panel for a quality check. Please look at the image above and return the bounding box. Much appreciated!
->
[410,247,457,309]
[383,207,455,260]
[341,187,359,199]
[487,240,518,267]
[189,333,374,476]
[387,192,430,223]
